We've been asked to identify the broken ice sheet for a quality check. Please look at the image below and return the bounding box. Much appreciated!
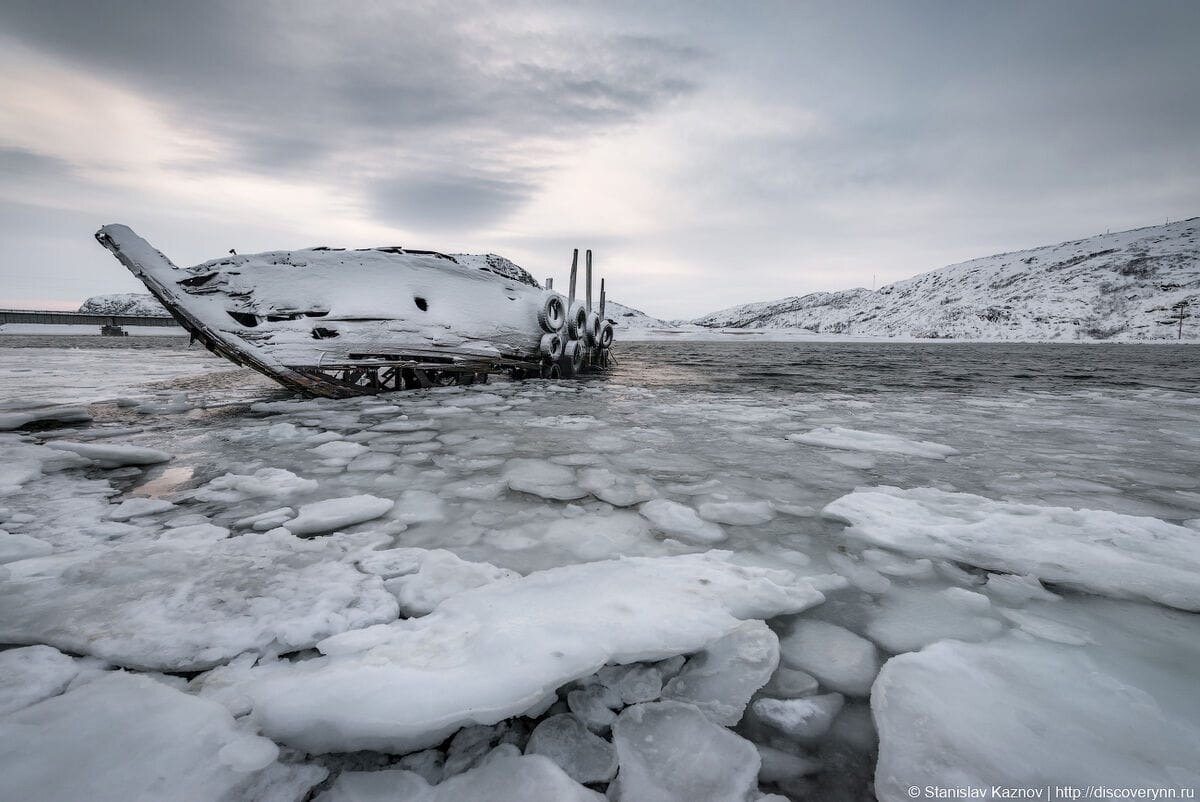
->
[239,552,823,753]
[0,673,327,802]
[0,531,398,671]
[824,486,1200,610]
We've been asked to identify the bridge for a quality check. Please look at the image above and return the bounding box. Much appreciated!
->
[0,309,180,328]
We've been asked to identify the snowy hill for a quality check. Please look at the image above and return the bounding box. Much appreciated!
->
[605,301,673,330]
[78,293,171,316]
[695,219,1200,341]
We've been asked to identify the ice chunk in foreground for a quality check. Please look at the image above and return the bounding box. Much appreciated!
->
[866,586,1004,653]
[0,673,325,802]
[661,619,779,725]
[610,700,760,802]
[317,754,601,802]
[243,552,825,753]
[284,494,395,535]
[787,426,958,459]
[639,499,726,544]
[525,713,618,783]
[752,693,844,740]
[824,486,1200,611]
[0,645,84,715]
[0,531,398,670]
[44,440,171,468]
[778,620,879,697]
[872,636,1200,799]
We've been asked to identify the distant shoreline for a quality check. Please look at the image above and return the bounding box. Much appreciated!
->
[2,322,1193,346]
[618,327,1198,345]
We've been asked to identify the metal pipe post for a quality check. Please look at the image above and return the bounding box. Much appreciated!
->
[568,249,578,308]
[586,250,593,313]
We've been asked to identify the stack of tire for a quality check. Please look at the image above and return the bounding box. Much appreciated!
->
[536,292,613,378]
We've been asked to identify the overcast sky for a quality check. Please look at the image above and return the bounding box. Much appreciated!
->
[1,1,1197,318]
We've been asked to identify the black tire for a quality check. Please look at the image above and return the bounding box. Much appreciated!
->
[585,312,602,346]
[567,303,588,340]
[540,332,563,360]
[538,293,566,332]
[561,339,584,377]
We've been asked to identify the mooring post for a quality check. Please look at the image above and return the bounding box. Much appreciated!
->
[546,277,554,290]
[600,278,606,319]
[568,249,578,308]
[586,250,593,313]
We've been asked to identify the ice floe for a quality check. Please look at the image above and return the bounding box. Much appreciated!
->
[638,499,726,544]
[43,440,171,468]
[502,458,588,500]
[787,426,959,459]
[241,552,823,753]
[660,619,779,725]
[610,701,760,802]
[872,634,1200,798]
[0,672,326,802]
[357,547,518,616]
[0,530,53,563]
[752,693,845,741]
[0,402,91,431]
[866,585,1004,653]
[194,468,319,502]
[525,713,618,784]
[825,486,1200,610]
[697,499,775,525]
[0,645,89,715]
[317,754,601,802]
[778,619,880,697]
[0,531,398,670]
[284,494,395,536]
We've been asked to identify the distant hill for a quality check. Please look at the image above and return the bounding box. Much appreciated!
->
[78,293,170,316]
[605,300,672,330]
[695,218,1200,341]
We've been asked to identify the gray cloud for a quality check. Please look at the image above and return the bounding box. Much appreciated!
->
[0,1,702,174]
[372,172,536,231]
[0,0,1197,316]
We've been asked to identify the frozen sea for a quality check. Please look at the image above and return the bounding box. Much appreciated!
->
[1,336,1198,801]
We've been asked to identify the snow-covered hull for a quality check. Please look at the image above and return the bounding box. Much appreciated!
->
[95,225,612,398]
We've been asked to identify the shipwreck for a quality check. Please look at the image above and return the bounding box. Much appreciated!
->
[95,225,615,398]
